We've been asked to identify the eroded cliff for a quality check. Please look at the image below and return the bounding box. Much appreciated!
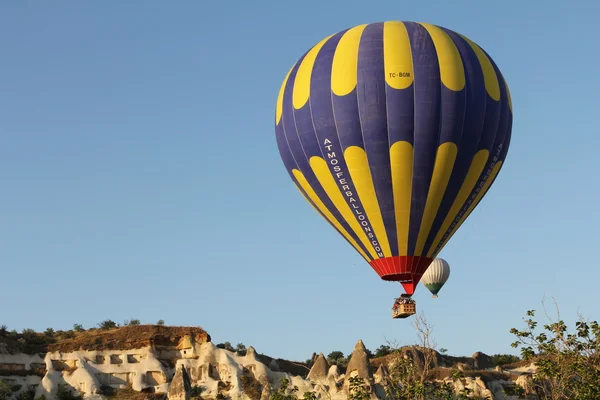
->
[0,325,535,400]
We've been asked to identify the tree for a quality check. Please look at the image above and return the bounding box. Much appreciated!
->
[55,385,83,400]
[348,376,371,400]
[302,393,317,400]
[216,342,235,352]
[157,319,165,326]
[98,320,118,330]
[411,311,438,385]
[381,312,480,400]
[16,389,36,400]
[0,380,12,400]
[62,330,75,339]
[439,348,448,355]
[190,384,204,399]
[240,375,261,400]
[72,324,84,332]
[270,378,298,400]
[236,343,247,355]
[22,328,37,338]
[510,300,600,400]
[44,328,55,337]
[375,344,392,358]
[326,351,345,366]
[124,318,141,326]
[490,353,520,366]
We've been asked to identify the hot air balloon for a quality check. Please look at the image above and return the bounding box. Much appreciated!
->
[274,21,512,318]
[421,258,451,298]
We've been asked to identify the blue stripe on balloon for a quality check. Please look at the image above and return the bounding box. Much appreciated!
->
[356,22,399,257]
[422,30,486,256]
[279,56,370,256]
[404,22,441,256]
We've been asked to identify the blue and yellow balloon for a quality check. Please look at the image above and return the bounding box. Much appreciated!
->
[274,21,512,296]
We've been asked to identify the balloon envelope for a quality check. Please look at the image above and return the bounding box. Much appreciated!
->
[421,258,451,297]
[274,21,512,295]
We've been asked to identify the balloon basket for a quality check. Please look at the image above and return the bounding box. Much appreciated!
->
[432,295,438,298]
[392,302,416,319]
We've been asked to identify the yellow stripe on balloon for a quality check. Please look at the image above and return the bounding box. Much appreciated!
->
[426,149,489,257]
[292,170,370,262]
[389,141,413,256]
[415,142,458,256]
[458,33,500,101]
[419,23,465,92]
[292,35,333,110]
[309,156,378,258]
[383,21,414,90]
[331,24,367,96]
[505,79,513,112]
[344,146,392,258]
[275,65,295,125]
[434,161,504,256]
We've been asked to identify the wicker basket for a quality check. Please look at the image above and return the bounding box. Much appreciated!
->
[392,302,416,319]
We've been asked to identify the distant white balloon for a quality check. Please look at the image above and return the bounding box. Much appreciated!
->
[421,258,451,298]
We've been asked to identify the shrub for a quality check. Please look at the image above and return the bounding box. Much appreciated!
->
[510,304,600,400]
[98,320,118,330]
[191,384,204,399]
[55,385,83,400]
[0,381,12,400]
[491,353,521,366]
[16,389,36,400]
[240,375,261,400]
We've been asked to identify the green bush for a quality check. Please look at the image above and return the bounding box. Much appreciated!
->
[240,375,261,400]
[348,376,370,400]
[191,384,204,399]
[55,385,83,400]
[16,389,36,400]
[0,381,12,400]
[511,307,600,399]
[490,353,521,366]
[375,344,392,357]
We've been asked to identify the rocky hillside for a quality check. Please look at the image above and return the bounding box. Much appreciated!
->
[0,325,210,355]
[0,325,536,400]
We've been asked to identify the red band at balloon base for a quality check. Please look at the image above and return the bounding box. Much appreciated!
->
[368,256,433,295]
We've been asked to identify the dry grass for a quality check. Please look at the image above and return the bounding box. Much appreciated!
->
[501,358,533,370]
[463,370,511,384]
[48,325,210,352]
[240,375,262,400]
[370,353,397,369]
[254,353,310,378]
[0,369,42,377]
[426,367,512,384]
[104,385,165,400]
[426,367,455,380]
[0,332,54,355]
[1,325,210,354]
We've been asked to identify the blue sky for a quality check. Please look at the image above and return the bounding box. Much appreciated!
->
[1,0,599,361]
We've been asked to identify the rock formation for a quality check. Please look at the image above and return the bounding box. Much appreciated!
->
[344,340,374,398]
[472,351,495,370]
[307,353,329,381]
[168,364,192,400]
[373,364,389,385]
[0,326,537,400]
[345,340,373,380]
